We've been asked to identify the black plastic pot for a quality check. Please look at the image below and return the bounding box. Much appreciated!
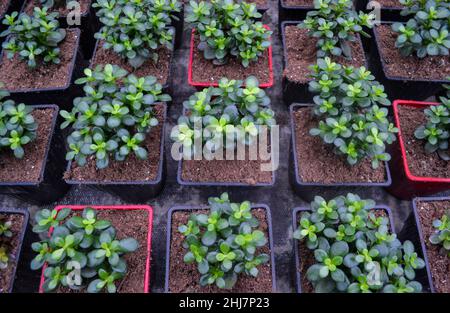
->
[398,197,447,293]
[278,0,313,26]
[172,4,184,50]
[290,104,392,202]
[0,28,85,110]
[0,105,70,205]
[370,22,447,101]
[355,0,407,22]
[0,207,29,293]
[164,204,277,292]
[64,104,167,203]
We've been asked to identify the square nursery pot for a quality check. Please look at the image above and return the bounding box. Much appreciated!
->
[370,22,448,101]
[89,27,176,94]
[278,0,314,25]
[290,104,392,202]
[21,0,99,59]
[0,208,29,293]
[355,0,408,22]
[281,21,368,106]
[0,28,84,109]
[188,25,274,89]
[292,205,432,293]
[398,197,450,293]
[386,100,450,200]
[164,204,277,293]
[0,105,70,205]
[64,104,167,203]
[38,205,153,293]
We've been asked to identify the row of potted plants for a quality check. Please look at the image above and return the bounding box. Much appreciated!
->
[0,192,448,293]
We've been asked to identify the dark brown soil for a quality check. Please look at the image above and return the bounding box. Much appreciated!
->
[282,0,313,7]
[91,41,171,85]
[283,26,366,84]
[0,29,79,91]
[377,0,403,8]
[65,104,165,182]
[25,0,91,16]
[168,208,273,293]
[0,108,55,183]
[293,107,387,184]
[375,25,450,81]
[416,200,450,293]
[397,105,450,178]
[0,213,24,293]
[55,208,149,293]
[0,0,9,18]
[181,147,274,185]
[248,0,268,6]
[191,34,271,85]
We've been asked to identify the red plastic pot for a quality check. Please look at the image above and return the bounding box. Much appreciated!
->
[38,205,153,293]
[188,25,274,89]
[387,100,450,199]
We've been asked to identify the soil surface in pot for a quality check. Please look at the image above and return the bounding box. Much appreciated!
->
[168,208,273,293]
[247,0,268,6]
[282,0,313,7]
[25,0,91,16]
[283,26,366,84]
[65,104,164,182]
[0,0,9,18]
[0,212,24,293]
[293,107,387,184]
[415,200,450,293]
[0,108,55,183]
[376,0,403,8]
[397,105,449,178]
[296,209,388,293]
[55,208,149,293]
[191,34,271,85]
[91,41,171,85]
[0,29,79,91]
[375,25,450,81]
[181,148,274,185]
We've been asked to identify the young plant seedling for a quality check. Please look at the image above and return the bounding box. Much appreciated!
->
[0,216,14,270]
[299,0,375,58]
[59,64,171,169]
[308,58,398,169]
[0,7,66,68]
[294,193,426,293]
[392,0,450,58]
[429,210,450,257]
[185,0,272,67]
[178,193,270,289]
[30,207,139,293]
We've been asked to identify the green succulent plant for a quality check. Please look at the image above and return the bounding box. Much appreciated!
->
[392,0,450,58]
[178,193,269,289]
[93,0,181,68]
[170,76,274,155]
[60,64,171,169]
[31,207,139,293]
[294,193,426,293]
[0,245,10,270]
[0,7,66,68]
[429,210,450,257]
[185,0,272,67]
[308,58,398,169]
[299,0,375,58]
[0,216,14,271]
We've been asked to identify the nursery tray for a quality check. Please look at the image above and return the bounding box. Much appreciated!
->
[38,205,153,293]
[164,204,277,293]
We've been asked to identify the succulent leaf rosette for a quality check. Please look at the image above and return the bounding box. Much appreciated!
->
[294,193,426,293]
[185,0,272,67]
[60,64,171,169]
[178,193,270,289]
[170,76,275,156]
[93,0,181,68]
[430,210,450,257]
[0,218,13,270]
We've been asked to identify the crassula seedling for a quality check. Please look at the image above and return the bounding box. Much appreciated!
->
[178,193,269,289]
[0,7,66,68]
[185,0,271,67]
[299,0,374,58]
[93,0,181,68]
[0,218,13,270]
[429,210,450,257]
[59,64,171,169]
[170,76,274,155]
[294,193,426,293]
[392,0,450,58]
[308,58,398,169]
[31,207,139,293]
[0,84,37,159]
